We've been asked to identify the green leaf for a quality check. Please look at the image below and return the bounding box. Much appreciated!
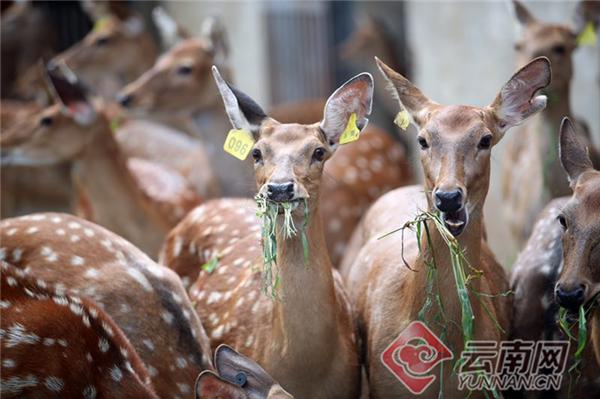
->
[201,256,219,274]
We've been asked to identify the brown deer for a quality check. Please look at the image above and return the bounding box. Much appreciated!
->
[0,261,159,398]
[501,0,600,248]
[124,13,411,265]
[0,212,213,397]
[339,57,553,397]
[162,67,370,398]
[1,66,201,256]
[195,345,293,399]
[510,118,600,397]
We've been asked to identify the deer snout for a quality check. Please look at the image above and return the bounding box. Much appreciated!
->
[555,283,587,312]
[267,182,295,202]
[434,188,463,213]
[117,93,133,108]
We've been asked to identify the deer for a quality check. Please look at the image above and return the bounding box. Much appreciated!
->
[339,57,554,397]
[195,345,293,399]
[0,212,213,397]
[161,67,371,398]
[122,11,412,265]
[0,261,159,398]
[1,66,201,256]
[510,118,600,396]
[501,0,600,249]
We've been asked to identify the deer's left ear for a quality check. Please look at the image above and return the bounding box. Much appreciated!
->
[201,16,229,65]
[194,371,246,399]
[45,65,97,126]
[488,56,550,136]
[320,72,373,150]
[559,117,594,188]
[572,0,600,39]
[212,66,267,139]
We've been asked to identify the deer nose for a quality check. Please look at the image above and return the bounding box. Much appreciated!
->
[267,182,295,202]
[117,93,133,108]
[434,189,463,213]
[555,284,586,311]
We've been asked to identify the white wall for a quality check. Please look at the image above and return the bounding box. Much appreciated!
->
[405,0,599,266]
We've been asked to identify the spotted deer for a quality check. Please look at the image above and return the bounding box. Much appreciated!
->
[0,213,213,398]
[162,67,369,398]
[195,344,293,399]
[0,66,201,256]
[125,13,411,266]
[0,261,159,398]
[511,118,600,396]
[339,57,554,397]
[501,0,600,248]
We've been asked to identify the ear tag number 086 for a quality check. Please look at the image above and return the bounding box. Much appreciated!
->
[339,113,360,145]
[224,129,255,160]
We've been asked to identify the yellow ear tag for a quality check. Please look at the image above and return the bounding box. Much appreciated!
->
[339,113,360,145]
[394,110,410,130]
[93,17,111,33]
[223,129,255,160]
[577,22,597,46]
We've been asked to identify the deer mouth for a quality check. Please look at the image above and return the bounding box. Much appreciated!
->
[441,208,468,236]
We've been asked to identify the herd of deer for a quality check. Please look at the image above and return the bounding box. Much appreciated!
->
[0,1,599,398]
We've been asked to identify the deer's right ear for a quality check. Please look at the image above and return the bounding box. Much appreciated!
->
[195,371,246,399]
[559,117,593,188]
[375,57,434,127]
[489,56,550,135]
[212,66,267,139]
[45,65,96,126]
[152,7,190,48]
[320,72,373,149]
[511,1,537,26]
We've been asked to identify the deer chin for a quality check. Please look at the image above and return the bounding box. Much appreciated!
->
[441,208,468,237]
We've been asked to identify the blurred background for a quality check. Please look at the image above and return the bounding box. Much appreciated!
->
[2,0,599,266]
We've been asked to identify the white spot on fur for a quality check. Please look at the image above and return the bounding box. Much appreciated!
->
[110,366,123,381]
[161,311,174,324]
[26,227,39,234]
[71,255,85,266]
[5,323,40,347]
[83,385,97,399]
[126,268,153,292]
[84,268,99,279]
[44,376,64,392]
[0,375,38,394]
[99,338,110,353]
[211,325,224,340]
[2,359,16,368]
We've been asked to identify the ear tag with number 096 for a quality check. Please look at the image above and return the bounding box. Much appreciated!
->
[224,129,255,160]
[339,113,361,145]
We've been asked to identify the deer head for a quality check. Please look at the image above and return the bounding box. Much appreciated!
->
[511,0,596,91]
[195,345,293,399]
[1,66,99,166]
[376,56,550,235]
[117,16,229,114]
[554,117,600,312]
[212,66,373,215]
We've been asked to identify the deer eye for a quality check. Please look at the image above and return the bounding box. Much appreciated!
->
[417,136,429,150]
[176,65,193,76]
[557,214,567,230]
[95,36,110,46]
[313,147,326,162]
[40,116,53,127]
[251,148,262,163]
[552,45,566,56]
[478,135,492,150]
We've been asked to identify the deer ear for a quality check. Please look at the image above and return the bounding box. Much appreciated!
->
[320,72,373,149]
[215,345,278,398]
[375,56,434,127]
[201,16,229,65]
[489,56,550,135]
[572,0,600,38]
[152,7,190,48]
[195,371,246,399]
[45,65,96,126]
[511,0,537,27]
[559,117,593,188]
[212,66,267,138]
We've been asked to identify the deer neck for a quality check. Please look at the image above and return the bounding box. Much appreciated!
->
[72,117,168,254]
[269,200,342,363]
[405,201,485,350]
